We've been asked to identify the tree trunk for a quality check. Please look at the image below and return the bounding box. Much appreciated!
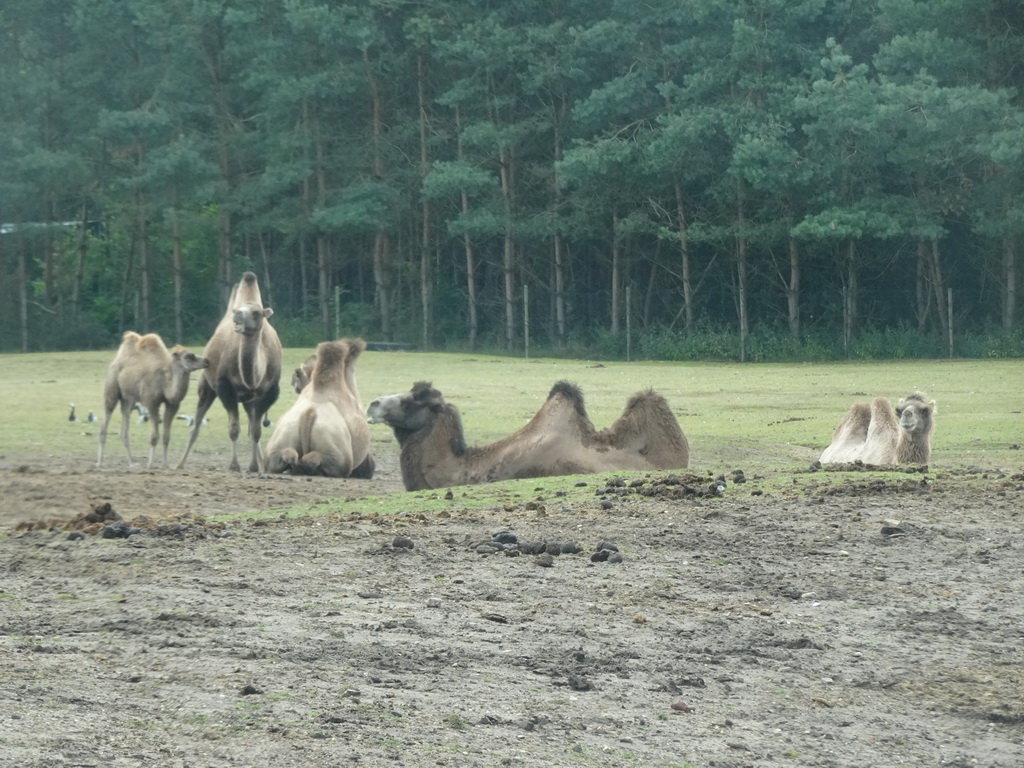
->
[18,235,29,352]
[928,238,949,341]
[736,180,749,362]
[258,232,273,309]
[843,240,857,357]
[172,211,183,342]
[552,91,568,345]
[315,119,331,338]
[499,144,515,349]
[136,166,151,332]
[915,239,931,332]
[366,51,391,341]
[786,236,800,338]
[1003,233,1017,330]
[71,202,88,321]
[455,105,478,348]
[611,211,622,335]
[674,183,693,334]
[417,54,432,350]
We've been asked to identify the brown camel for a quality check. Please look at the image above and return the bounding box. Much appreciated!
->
[265,338,375,478]
[367,380,690,491]
[819,392,936,465]
[177,272,283,472]
[97,331,209,468]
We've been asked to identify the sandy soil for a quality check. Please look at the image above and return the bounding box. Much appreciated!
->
[1,448,1022,768]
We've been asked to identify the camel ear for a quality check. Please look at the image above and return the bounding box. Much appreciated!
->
[262,307,274,319]
[928,400,937,414]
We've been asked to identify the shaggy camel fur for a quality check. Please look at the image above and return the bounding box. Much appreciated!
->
[367,380,690,491]
[290,354,317,394]
[177,272,283,472]
[97,331,209,468]
[819,392,936,465]
[265,339,375,478]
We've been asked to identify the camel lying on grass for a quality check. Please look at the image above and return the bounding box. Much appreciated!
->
[97,331,209,468]
[367,380,689,491]
[265,338,374,478]
[819,392,936,465]
[178,272,282,473]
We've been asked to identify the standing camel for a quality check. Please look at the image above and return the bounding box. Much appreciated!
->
[97,331,209,468]
[177,272,283,472]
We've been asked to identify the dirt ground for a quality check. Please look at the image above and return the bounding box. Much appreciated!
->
[1,447,1023,768]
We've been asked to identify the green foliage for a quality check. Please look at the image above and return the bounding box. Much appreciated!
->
[1,0,1022,354]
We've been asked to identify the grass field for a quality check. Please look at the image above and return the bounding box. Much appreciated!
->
[1,347,1020,474]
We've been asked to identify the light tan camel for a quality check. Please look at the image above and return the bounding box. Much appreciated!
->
[97,331,209,468]
[177,272,283,472]
[265,338,375,477]
[819,392,936,465]
[367,380,690,491]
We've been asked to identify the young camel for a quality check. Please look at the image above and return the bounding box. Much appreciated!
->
[367,380,689,491]
[177,272,283,472]
[97,331,209,468]
[819,392,937,465]
[265,338,375,477]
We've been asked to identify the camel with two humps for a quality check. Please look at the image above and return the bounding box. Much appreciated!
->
[97,331,208,468]
[367,380,689,492]
[819,392,936,465]
[265,338,374,478]
[178,272,282,473]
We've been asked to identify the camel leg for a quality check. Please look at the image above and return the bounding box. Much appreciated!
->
[119,400,136,466]
[146,405,162,469]
[96,406,117,468]
[351,453,375,479]
[246,382,279,474]
[160,403,179,468]
[177,378,217,469]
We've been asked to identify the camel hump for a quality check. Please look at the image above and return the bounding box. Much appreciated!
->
[343,337,367,362]
[241,271,259,286]
[136,333,167,353]
[311,340,347,386]
[411,381,441,402]
[121,330,142,346]
[548,380,587,417]
[626,388,667,411]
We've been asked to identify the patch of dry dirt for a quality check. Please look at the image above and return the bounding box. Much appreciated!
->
[2,453,1023,767]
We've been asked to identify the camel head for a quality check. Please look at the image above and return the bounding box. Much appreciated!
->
[291,354,317,393]
[232,303,274,336]
[171,346,210,373]
[367,381,445,433]
[896,393,936,437]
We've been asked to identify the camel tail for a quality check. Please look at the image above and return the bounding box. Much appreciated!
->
[548,380,587,418]
[298,407,318,457]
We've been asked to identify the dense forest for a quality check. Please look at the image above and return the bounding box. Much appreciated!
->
[2,0,1023,360]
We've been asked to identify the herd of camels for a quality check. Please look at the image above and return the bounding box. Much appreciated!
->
[95,272,937,490]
